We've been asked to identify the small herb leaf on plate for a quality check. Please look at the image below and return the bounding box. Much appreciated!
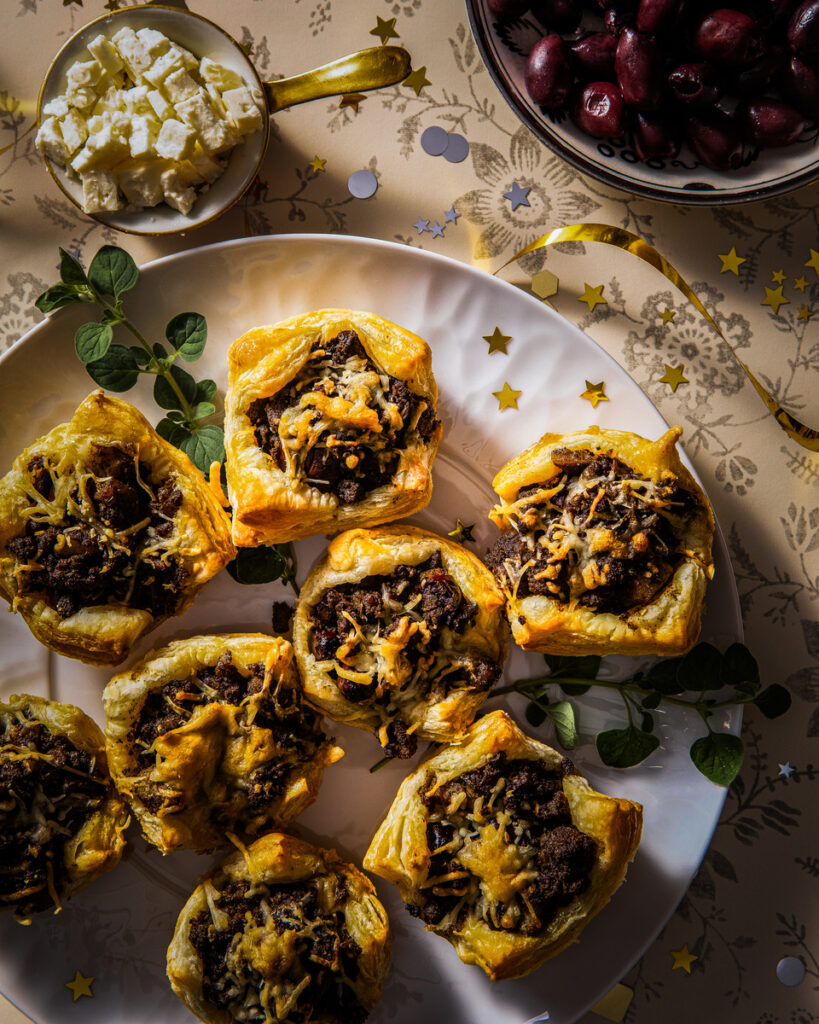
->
[752,683,792,719]
[59,247,89,287]
[75,322,113,363]
[88,245,139,298]
[596,725,660,768]
[544,700,578,749]
[35,283,81,314]
[690,732,744,786]
[154,364,198,410]
[166,312,207,361]
[179,424,225,475]
[86,345,140,392]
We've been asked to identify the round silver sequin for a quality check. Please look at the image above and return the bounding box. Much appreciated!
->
[347,169,378,199]
[776,956,806,987]
[443,133,469,163]
[421,125,449,156]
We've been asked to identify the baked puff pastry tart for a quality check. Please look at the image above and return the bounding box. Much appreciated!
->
[167,832,391,1024]
[103,634,343,854]
[292,526,508,760]
[364,709,642,981]
[0,391,235,666]
[224,309,442,546]
[486,426,714,657]
[0,694,128,922]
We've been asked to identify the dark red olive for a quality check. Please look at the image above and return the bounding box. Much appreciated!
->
[569,32,617,79]
[604,6,637,34]
[530,0,582,32]
[737,98,808,146]
[768,0,800,26]
[615,28,664,111]
[631,109,682,159]
[731,46,787,98]
[668,62,723,106]
[571,81,626,137]
[488,0,530,18]
[693,9,765,66]
[525,34,574,109]
[685,107,745,169]
[780,54,819,118]
[637,0,684,35]
[788,0,819,57]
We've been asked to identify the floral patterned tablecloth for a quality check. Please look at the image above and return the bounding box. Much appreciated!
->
[1,1,818,1022]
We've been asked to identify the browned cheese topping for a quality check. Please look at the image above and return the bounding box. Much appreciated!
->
[5,445,186,619]
[188,873,367,1024]
[486,447,700,615]
[412,752,596,936]
[247,329,439,506]
[309,552,501,759]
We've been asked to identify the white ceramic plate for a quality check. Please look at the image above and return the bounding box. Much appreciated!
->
[0,235,741,1024]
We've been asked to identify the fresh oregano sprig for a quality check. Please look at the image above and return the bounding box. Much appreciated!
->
[492,642,790,787]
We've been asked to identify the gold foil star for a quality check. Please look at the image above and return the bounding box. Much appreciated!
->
[590,983,634,1023]
[580,380,608,408]
[531,268,559,305]
[718,247,745,275]
[404,67,431,95]
[670,945,698,974]
[339,93,367,112]
[762,285,790,315]
[805,248,819,275]
[448,518,475,543]
[308,155,326,173]
[493,382,521,410]
[577,283,607,311]
[65,971,94,1001]
[798,305,814,322]
[772,269,787,284]
[370,16,399,44]
[660,307,676,325]
[660,363,688,392]
[794,275,809,292]
[483,327,512,354]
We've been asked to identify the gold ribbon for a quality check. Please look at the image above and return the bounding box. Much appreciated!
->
[494,223,819,452]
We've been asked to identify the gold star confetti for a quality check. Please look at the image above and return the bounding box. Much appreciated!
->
[659,363,688,392]
[404,66,431,96]
[772,269,787,284]
[483,327,512,355]
[805,248,819,276]
[590,983,634,1023]
[718,247,745,275]
[798,305,814,322]
[493,382,521,411]
[370,15,399,44]
[339,93,367,112]
[794,275,809,292]
[448,518,475,543]
[660,307,676,325]
[671,945,698,974]
[580,380,608,408]
[531,268,559,305]
[308,155,326,173]
[65,971,94,1001]
[761,285,790,315]
[577,283,607,311]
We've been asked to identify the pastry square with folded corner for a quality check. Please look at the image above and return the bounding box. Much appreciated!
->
[224,309,442,546]
[104,633,343,854]
[364,709,642,981]
[0,391,234,665]
[486,425,714,657]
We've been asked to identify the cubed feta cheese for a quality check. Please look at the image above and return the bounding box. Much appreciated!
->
[142,49,185,89]
[71,123,128,173]
[198,57,243,91]
[124,84,152,115]
[162,67,198,103]
[67,87,97,111]
[168,42,199,72]
[82,170,122,213]
[66,59,105,91]
[87,115,104,135]
[189,146,225,184]
[87,34,124,75]
[160,166,196,214]
[35,117,69,165]
[118,161,166,206]
[154,118,195,160]
[129,114,159,159]
[204,83,228,119]
[147,88,173,121]
[42,97,70,118]
[59,108,88,156]
[112,27,153,79]
[221,86,263,136]
[174,91,236,152]
[136,28,171,59]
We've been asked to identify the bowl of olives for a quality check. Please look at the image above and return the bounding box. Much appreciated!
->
[465,0,819,204]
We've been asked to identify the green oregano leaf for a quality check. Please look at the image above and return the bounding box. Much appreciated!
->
[677,642,723,691]
[641,691,662,710]
[227,546,288,585]
[154,364,197,410]
[130,346,151,367]
[723,643,760,696]
[156,417,189,446]
[191,401,216,421]
[75,322,113,363]
[596,726,660,768]
[640,711,655,734]
[59,247,88,287]
[544,701,578,749]
[179,425,224,475]
[35,283,81,314]
[166,311,207,361]
[545,654,601,679]
[525,702,548,727]
[195,378,218,402]
[752,684,791,719]
[88,245,138,297]
[690,732,744,786]
[644,656,685,694]
[86,345,139,392]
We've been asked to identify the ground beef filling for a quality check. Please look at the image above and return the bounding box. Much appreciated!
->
[0,716,109,917]
[486,447,700,615]
[188,877,367,1024]
[309,552,501,760]
[247,329,439,506]
[411,752,596,935]
[128,652,329,816]
[6,446,185,620]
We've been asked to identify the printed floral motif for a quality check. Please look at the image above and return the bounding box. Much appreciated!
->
[0,272,46,353]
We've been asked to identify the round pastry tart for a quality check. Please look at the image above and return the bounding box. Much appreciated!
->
[486,426,715,656]
[292,526,508,759]
[104,634,343,854]
[167,832,391,1024]
[364,709,642,981]
[0,694,128,922]
[0,391,235,665]
[224,309,442,545]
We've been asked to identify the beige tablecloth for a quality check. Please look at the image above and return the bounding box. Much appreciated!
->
[1,1,818,1023]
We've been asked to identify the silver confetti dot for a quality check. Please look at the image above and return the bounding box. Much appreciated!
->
[443,133,469,163]
[777,956,806,987]
[421,125,449,156]
[347,169,378,199]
